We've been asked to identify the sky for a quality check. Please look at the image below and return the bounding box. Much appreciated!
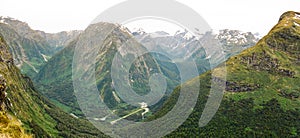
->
[1,0,300,35]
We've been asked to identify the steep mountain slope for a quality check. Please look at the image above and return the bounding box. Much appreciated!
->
[149,11,300,137]
[0,35,107,137]
[0,36,31,138]
[34,23,179,117]
[0,23,51,77]
[0,16,80,77]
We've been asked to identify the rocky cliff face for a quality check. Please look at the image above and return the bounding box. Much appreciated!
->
[0,74,7,111]
[0,36,11,111]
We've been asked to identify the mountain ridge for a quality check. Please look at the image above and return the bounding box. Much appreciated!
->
[149,11,300,137]
[0,16,81,78]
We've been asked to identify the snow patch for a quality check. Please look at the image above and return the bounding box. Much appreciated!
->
[295,13,300,19]
[294,22,300,27]
[0,18,8,25]
[41,54,49,62]
[183,32,193,40]
[70,113,79,119]
[205,55,211,59]
[112,91,121,103]
[120,25,131,34]
[132,28,146,35]
[174,29,194,40]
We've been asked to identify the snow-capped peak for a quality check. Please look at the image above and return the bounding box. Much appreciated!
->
[174,29,194,40]
[131,28,146,35]
[183,32,193,40]
[216,29,259,45]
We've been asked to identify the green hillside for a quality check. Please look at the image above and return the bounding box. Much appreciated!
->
[149,11,300,137]
[34,23,180,118]
[0,35,107,137]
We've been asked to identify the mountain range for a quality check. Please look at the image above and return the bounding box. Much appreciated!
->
[33,22,259,118]
[0,11,299,137]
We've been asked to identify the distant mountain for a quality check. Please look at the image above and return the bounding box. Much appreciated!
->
[43,30,82,52]
[0,16,80,77]
[34,22,259,120]
[0,35,107,137]
[149,11,300,137]
[132,28,258,73]
[34,23,180,118]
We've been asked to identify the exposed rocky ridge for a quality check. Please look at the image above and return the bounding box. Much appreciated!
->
[0,36,12,111]
[0,74,7,111]
[240,50,295,77]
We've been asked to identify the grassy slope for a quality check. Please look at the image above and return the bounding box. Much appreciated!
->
[149,11,300,137]
[0,111,32,138]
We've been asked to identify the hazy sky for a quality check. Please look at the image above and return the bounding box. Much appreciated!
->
[1,0,300,35]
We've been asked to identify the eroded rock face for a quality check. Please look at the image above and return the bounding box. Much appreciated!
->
[212,77,260,92]
[225,81,260,92]
[0,74,7,111]
[240,50,295,77]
